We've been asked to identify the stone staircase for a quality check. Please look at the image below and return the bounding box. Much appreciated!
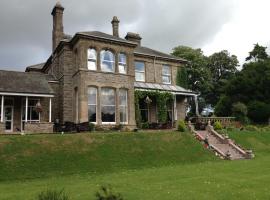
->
[189,122,254,160]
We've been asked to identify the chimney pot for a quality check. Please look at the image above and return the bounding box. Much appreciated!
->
[125,32,142,46]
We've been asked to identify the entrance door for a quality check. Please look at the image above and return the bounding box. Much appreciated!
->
[4,106,13,132]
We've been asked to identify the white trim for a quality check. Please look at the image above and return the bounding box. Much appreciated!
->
[25,97,28,123]
[0,96,4,122]
[0,92,54,98]
[4,105,14,132]
[174,94,177,121]
[49,98,52,123]
[101,122,116,125]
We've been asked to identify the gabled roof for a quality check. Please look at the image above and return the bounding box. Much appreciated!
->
[0,70,55,95]
[135,46,187,62]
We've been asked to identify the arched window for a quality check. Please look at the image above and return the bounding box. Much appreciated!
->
[101,50,115,72]
[118,53,127,74]
[87,48,97,70]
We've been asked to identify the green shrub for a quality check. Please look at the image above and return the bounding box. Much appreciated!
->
[96,186,124,200]
[213,121,222,130]
[89,123,96,131]
[141,122,150,129]
[177,120,186,132]
[245,125,259,132]
[248,101,270,123]
[261,126,270,132]
[37,189,69,200]
[232,102,249,123]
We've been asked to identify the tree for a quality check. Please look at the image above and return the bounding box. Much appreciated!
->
[176,67,188,89]
[246,43,268,62]
[172,46,212,100]
[207,50,239,105]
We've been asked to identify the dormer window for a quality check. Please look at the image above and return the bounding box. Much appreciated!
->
[162,65,171,84]
[118,53,127,74]
[101,50,115,72]
[87,48,97,70]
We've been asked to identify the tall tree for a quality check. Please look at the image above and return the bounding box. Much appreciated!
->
[176,67,188,89]
[172,46,212,97]
[246,43,268,62]
[207,50,239,105]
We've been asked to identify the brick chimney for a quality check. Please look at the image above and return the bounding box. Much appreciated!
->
[125,32,142,46]
[51,2,64,52]
[111,16,120,37]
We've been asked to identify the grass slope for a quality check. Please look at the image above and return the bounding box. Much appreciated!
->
[0,131,215,181]
[1,130,270,200]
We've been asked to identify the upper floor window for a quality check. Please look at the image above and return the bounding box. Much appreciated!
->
[101,50,115,72]
[135,61,145,82]
[118,53,127,74]
[162,65,171,84]
[87,48,97,70]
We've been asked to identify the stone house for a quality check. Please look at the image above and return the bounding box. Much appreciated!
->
[0,3,197,134]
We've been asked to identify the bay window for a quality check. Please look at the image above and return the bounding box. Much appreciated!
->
[101,88,116,123]
[118,53,127,74]
[135,61,145,82]
[87,48,97,70]
[119,89,128,123]
[88,87,97,123]
[101,50,115,72]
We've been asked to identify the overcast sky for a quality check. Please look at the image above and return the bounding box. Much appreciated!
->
[0,0,269,71]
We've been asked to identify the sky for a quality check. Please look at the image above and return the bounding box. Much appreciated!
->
[0,0,270,71]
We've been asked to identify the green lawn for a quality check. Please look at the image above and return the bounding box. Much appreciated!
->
[0,130,270,200]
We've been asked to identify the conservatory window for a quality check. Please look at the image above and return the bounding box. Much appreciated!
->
[101,50,115,72]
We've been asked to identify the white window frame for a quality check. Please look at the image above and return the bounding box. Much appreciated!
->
[87,48,97,70]
[88,87,97,124]
[162,65,171,84]
[118,53,127,74]
[135,61,145,82]
[21,98,41,130]
[119,89,128,124]
[101,50,115,73]
[101,88,116,124]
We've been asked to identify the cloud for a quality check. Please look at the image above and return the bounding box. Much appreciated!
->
[0,0,247,71]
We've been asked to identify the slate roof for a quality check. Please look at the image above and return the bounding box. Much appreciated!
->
[77,31,137,45]
[25,63,45,72]
[135,46,187,62]
[134,82,195,95]
[0,70,55,95]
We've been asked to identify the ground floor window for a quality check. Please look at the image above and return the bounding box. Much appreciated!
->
[22,99,40,130]
[166,100,173,122]
[139,98,149,122]
[101,88,116,123]
[88,87,97,123]
[119,89,128,123]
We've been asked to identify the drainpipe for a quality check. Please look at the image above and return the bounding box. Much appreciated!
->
[153,56,157,82]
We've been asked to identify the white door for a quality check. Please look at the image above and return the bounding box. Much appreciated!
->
[4,106,13,132]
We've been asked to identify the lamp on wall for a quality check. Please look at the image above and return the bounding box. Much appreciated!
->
[145,96,152,105]
[35,102,43,113]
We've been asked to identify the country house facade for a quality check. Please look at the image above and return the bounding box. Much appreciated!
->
[0,3,197,133]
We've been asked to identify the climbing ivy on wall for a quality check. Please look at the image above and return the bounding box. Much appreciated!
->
[134,90,173,127]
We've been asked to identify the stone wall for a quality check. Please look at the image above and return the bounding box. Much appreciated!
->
[25,122,54,134]
[0,122,5,134]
